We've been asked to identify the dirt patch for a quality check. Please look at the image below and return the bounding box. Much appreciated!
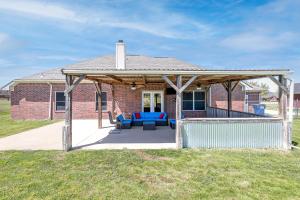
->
[134,150,172,161]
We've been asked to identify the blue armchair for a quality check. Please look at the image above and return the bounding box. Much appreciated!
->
[116,114,132,129]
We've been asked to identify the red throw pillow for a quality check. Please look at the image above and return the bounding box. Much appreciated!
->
[135,113,141,119]
[159,113,164,119]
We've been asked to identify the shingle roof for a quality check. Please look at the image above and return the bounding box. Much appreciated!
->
[295,83,300,94]
[19,55,202,80]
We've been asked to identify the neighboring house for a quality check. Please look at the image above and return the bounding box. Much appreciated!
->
[294,83,300,108]
[10,42,261,120]
[211,81,262,113]
[0,90,10,100]
[264,91,279,102]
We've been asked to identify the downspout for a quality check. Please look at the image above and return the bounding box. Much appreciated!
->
[47,82,53,120]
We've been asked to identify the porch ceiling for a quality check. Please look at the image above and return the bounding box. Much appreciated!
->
[61,69,291,86]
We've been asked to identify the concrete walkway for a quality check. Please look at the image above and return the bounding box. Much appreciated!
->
[0,120,176,150]
[0,121,64,150]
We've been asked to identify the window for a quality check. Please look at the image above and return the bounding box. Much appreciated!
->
[55,92,65,111]
[96,92,107,111]
[182,91,205,111]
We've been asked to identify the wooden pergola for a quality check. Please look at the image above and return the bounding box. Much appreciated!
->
[61,69,293,151]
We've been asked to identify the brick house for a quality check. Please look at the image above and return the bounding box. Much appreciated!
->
[10,42,261,120]
[8,41,294,151]
[294,83,300,108]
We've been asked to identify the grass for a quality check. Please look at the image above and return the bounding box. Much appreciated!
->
[0,100,300,199]
[0,145,300,199]
[0,99,57,138]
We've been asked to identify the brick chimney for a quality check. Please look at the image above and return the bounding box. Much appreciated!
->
[116,40,126,69]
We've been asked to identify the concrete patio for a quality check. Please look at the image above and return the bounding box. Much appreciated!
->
[0,120,176,150]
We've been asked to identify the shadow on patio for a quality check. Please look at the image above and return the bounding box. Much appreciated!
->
[72,120,176,150]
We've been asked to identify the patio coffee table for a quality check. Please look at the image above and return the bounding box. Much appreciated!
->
[143,121,156,130]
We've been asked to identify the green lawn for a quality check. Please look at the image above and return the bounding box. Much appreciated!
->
[0,99,300,199]
[0,100,57,138]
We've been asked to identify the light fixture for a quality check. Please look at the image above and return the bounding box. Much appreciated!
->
[131,82,137,90]
[196,84,202,90]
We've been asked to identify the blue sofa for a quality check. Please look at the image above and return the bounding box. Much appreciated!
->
[131,112,168,126]
[116,114,132,129]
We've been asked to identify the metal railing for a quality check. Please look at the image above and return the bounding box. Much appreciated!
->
[207,106,265,118]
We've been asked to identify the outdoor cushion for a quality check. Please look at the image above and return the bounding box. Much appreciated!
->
[135,112,141,119]
[132,118,143,122]
[170,119,176,124]
[122,120,132,124]
[117,114,125,122]
[132,112,168,120]
[159,113,165,119]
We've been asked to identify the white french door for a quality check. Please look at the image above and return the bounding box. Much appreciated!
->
[142,91,164,112]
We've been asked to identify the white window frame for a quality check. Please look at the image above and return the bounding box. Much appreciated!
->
[55,91,65,112]
[142,90,164,112]
[95,91,108,112]
[182,90,206,111]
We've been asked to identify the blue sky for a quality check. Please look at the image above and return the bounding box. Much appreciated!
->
[0,0,300,87]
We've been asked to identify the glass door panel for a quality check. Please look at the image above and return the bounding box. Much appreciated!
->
[154,93,162,112]
[142,91,164,112]
[143,93,151,112]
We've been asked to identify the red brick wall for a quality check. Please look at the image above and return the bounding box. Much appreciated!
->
[210,84,245,112]
[294,94,300,108]
[11,84,50,120]
[11,83,113,120]
[11,82,249,120]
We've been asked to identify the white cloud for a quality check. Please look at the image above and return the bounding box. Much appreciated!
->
[0,0,85,22]
[36,55,83,61]
[0,0,212,39]
[220,32,296,52]
[0,32,21,51]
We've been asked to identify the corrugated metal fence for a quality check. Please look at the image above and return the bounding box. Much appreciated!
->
[207,106,265,118]
[181,118,285,149]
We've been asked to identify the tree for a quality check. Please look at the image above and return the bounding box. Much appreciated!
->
[248,81,270,98]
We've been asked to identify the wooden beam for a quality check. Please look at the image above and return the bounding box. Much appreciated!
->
[179,75,198,93]
[111,84,116,119]
[288,78,294,123]
[106,75,124,83]
[162,75,180,93]
[97,81,103,129]
[94,81,101,94]
[269,76,288,94]
[142,75,147,84]
[63,75,73,151]
[176,75,182,149]
[231,81,240,91]
[222,82,228,91]
[278,75,289,149]
[227,81,232,118]
[65,75,86,94]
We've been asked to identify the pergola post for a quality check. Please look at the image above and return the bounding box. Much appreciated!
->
[111,84,116,119]
[97,81,103,129]
[279,75,290,149]
[279,75,288,120]
[227,81,232,118]
[63,74,85,151]
[176,75,182,149]
[162,75,198,149]
[64,75,73,151]
[288,78,294,123]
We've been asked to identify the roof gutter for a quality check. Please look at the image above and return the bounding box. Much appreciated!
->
[61,69,292,76]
